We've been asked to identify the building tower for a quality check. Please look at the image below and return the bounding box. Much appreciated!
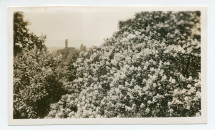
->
[80,44,86,51]
[65,39,68,48]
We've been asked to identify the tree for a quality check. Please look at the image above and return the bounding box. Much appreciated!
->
[13,12,65,119]
[13,12,47,56]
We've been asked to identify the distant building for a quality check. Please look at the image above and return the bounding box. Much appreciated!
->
[80,44,86,51]
[65,39,68,48]
[65,39,87,51]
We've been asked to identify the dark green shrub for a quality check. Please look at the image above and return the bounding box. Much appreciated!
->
[13,12,65,119]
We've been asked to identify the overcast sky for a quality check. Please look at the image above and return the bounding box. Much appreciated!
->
[22,7,144,49]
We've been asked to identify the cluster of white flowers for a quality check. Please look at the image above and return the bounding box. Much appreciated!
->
[47,11,201,118]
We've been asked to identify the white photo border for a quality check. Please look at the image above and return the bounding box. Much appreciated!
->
[8,6,207,125]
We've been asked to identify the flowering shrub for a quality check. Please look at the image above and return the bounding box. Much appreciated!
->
[47,11,201,118]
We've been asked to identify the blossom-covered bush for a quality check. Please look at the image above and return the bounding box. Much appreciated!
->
[47,11,201,118]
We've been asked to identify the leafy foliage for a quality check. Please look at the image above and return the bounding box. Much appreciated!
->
[13,12,46,56]
[56,47,80,82]
[13,12,65,119]
[47,11,201,118]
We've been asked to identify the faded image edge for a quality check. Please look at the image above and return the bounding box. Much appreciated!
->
[8,6,207,125]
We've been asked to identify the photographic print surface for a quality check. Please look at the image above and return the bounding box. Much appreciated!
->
[8,6,207,125]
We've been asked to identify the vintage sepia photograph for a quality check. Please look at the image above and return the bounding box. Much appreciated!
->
[8,6,207,125]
